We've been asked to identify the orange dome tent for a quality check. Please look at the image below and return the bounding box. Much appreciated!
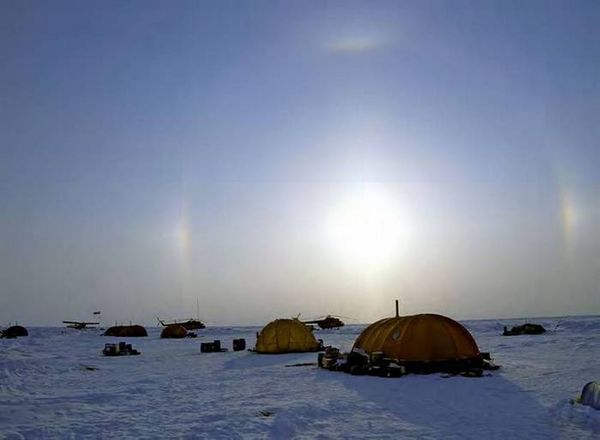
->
[104,325,148,337]
[160,325,187,339]
[255,319,320,354]
[353,305,482,372]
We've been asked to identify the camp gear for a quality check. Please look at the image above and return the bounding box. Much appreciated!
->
[200,340,227,353]
[102,342,140,356]
[233,338,246,351]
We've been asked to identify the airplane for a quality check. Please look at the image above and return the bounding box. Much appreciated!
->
[62,320,100,330]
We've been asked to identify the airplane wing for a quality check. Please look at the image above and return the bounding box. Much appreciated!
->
[62,321,99,325]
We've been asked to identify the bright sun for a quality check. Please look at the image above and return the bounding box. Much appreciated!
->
[324,186,413,271]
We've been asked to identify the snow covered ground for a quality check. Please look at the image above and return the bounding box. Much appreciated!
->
[1,316,599,439]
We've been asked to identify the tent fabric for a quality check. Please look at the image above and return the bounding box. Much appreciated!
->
[255,319,319,354]
[104,325,148,337]
[353,314,480,363]
[580,382,600,410]
[161,325,187,339]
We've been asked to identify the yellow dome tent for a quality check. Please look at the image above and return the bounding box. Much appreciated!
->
[353,312,481,369]
[255,319,320,354]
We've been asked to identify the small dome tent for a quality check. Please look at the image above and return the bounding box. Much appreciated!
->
[1,325,28,338]
[353,312,481,372]
[579,382,600,410]
[104,325,148,337]
[255,319,320,354]
[161,325,187,339]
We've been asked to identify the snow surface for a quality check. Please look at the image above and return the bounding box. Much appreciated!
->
[1,316,600,439]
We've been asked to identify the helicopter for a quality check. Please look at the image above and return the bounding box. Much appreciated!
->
[301,315,347,330]
[156,317,206,330]
[157,298,206,330]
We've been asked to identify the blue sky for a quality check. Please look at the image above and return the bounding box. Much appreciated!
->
[1,1,599,325]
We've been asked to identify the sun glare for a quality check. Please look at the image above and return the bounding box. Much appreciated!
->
[324,186,413,271]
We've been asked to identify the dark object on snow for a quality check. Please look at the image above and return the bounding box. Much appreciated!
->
[502,323,546,336]
[160,325,187,339]
[79,364,98,371]
[102,342,140,356]
[285,362,317,367]
[578,381,600,410]
[187,332,198,338]
[233,338,246,351]
[0,325,28,338]
[103,325,148,337]
[200,340,227,353]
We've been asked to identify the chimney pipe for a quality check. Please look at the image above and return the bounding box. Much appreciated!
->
[395,299,399,317]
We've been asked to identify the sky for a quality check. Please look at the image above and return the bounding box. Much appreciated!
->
[1,0,599,326]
